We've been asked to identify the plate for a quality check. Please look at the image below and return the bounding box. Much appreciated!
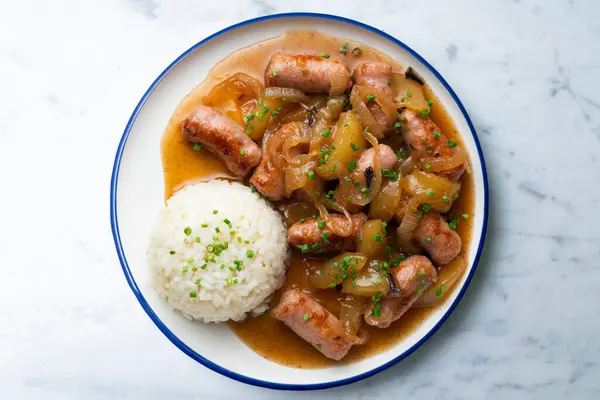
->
[110,12,489,390]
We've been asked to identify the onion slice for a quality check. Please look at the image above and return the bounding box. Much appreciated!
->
[315,202,353,238]
[412,258,466,308]
[396,195,422,252]
[264,87,309,103]
[329,71,349,96]
[419,146,466,172]
[350,86,385,138]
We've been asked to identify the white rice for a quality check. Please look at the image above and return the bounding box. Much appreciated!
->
[147,180,289,323]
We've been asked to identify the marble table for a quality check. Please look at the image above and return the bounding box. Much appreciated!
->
[1,0,599,398]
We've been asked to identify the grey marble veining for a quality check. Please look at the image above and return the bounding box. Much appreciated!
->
[1,0,599,399]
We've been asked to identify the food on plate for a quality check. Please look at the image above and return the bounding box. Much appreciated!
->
[147,180,289,322]
[155,30,474,367]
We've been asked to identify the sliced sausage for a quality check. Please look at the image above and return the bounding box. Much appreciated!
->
[265,54,352,94]
[288,212,367,253]
[353,62,394,129]
[399,108,465,180]
[250,122,304,200]
[413,212,462,265]
[365,255,437,328]
[355,144,398,188]
[181,105,261,177]
[272,289,352,361]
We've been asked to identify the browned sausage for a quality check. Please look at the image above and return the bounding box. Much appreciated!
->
[181,105,261,177]
[353,62,394,129]
[364,255,437,328]
[265,54,352,94]
[353,62,393,97]
[413,212,462,265]
[249,122,305,200]
[399,108,465,180]
[288,212,367,253]
[271,289,352,360]
[354,144,398,188]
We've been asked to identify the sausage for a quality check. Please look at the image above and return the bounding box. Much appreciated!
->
[272,289,352,360]
[364,255,437,328]
[353,62,394,129]
[353,62,393,97]
[288,212,367,253]
[413,212,462,265]
[249,122,304,200]
[181,105,261,177]
[399,108,465,180]
[355,144,398,188]
[265,54,352,94]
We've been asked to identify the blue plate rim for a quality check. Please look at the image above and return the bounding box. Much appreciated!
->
[110,12,489,391]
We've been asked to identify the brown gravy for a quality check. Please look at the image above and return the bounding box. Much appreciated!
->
[160,30,474,369]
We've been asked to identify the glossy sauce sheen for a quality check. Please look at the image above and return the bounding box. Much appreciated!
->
[161,31,474,368]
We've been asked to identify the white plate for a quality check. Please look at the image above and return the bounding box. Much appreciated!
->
[111,13,489,390]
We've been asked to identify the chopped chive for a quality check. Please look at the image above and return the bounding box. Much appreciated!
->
[366,94,376,103]
[169,250,176,255]
[307,170,316,180]
[212,210,218,214]
[422,204,431,212]
[394,121,401,129]
[433,131,441,139]
[424,163,432,170]
[350,143,360,151]
[318,221,326,229]
[246,250,255,258]
[448,139,457,148]
[184,227,192,236]
[321,53,330,59]
[373,235,382,242]
[321,129,331,137]
[406,91,413,98]
[427,100,433,107]
[303,313,310,321]
[462,213,470,219]
[347,160,357,171]
[426,190,435,197]
[272,70,278,77]
[426,237,432,242]
[239,149,245,156]
[386,79,392,86]
[192,144,201,151]
[189,291,197,298]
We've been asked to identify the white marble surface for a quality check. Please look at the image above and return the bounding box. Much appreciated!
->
[1,0,599,398]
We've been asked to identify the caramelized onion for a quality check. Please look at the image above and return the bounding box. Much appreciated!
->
[396,195,422,252]
[264,87,309,103]
[339,296,367,337]
[284,160,316,198]
[282,124,312,166]
[315,202,353,238]
[400,156,416,177]
[350,85,384,138]
[329,71,349,96]
[412,258,466,308]
[419,146,466,172]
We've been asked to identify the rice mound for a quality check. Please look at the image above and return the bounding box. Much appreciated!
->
[147,180,289,323]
